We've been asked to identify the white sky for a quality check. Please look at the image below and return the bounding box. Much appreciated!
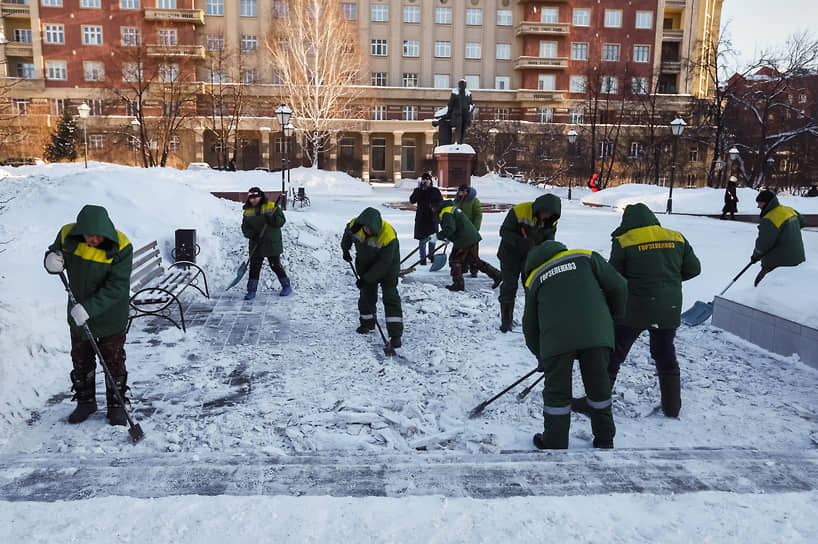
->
[721,0,818,68]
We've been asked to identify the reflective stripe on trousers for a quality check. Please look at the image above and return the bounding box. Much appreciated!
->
[543,404,572,416]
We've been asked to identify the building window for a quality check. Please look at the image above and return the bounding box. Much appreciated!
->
[402,73,418,87]
[635,11,653,29]
[121,27,141,46]
[273,0,288,17]
[159,64,179,83]
[82,26,103,45]
[435,7,451,24]
[632,77,648,94]
[464,75,479,90]
[167,136,180,153]
[402,105,418,121]
[570,75,586,93]
[242,69,258,84]
[371,72,387,86]
[80,0,100,7]
[403,5,420,23]
[120,0,139,8]
[538,74,555,91]
[602,44,620,62]
[209,69,225,84]
[495,76,510,90]
[14,29,32,43]
[371,106,387,120]
[46,60,67,80]
[604,10,622,28]
[241,35,257,52]
[123,63,142,82]
[539,42,557,58]
[599,141,613,158]
[89,134,105,150]
[629,142,644,158]
[401,138,416,173]
[206,0,223,16]
[686,174,696,188]
[403,40,420,57]
[240,0,256,17]
[466,8,482,26]
[465,42,481,59]
[540,8,558,24]
[569,108,584,124]
[573,8,590,26]
[41,0,62,6]
[84,61,104,81]
[274,137,291,154]
[159,29,177,46]
[157,0,175,8]
[434,74,450,89]
[602,76,618,94]
[371,4,388,22]
[799,93,807,103]
[12,98,31,114]
[496,43,511,60]
[537,107,554,123]
[689,147,699,162]
[435,41,451,58]
[497,9,512,26]
[372,137,386,170]
[371,39,387,56]
[206,34,224,51]
[634,45,650,63]
[572,43,588,61]
[495,108,509,121]
[44,24,64,44]
[341,3,356,20]
[50,98,65,116]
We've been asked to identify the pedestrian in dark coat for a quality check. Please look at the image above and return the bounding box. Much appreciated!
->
[241,187,292,299]
[435,199,501,291]
[721,177,739,220]
[409,172,442,265]
[751,190,806,286]
[44,205,134,426]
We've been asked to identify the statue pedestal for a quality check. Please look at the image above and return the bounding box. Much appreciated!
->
[434,144,475,198]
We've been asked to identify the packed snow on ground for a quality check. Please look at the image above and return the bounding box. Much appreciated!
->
[1,164,817,541]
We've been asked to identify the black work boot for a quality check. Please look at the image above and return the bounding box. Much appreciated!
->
[106,373,130,427]
[485,264,502,289]
[593,438,614,449]
[445,275,465,291]
[500,301,514,332]
[389,336,402,349]
[68,370,97,424]
[657,368,681,418]
[356,319,375,334]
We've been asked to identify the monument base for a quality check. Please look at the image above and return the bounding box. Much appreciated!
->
[434,144,475,198]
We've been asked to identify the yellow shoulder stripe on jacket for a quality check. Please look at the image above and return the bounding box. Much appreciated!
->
[376,220,397,246]
[513,202,535,226]
[525,249,592,288]
[61,224,130,264]
[616,225,685,249]
[765,205,798,228]
[243,201,277,216]
[438,206,454,220]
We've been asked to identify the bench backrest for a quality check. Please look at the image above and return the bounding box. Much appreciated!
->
[130,241,164,293]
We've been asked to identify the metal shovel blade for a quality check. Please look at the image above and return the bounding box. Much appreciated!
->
[429,252,447,272]
[129,423,145,443]
[680,301,713,326]
[226,261,248,290]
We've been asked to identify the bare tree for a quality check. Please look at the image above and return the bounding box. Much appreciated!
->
[267,0,367,167]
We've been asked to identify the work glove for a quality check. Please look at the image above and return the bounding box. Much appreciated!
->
[350,222,363,234]
[750,253,761,264]
[355,278,366,289]
[44,251,64,274]
[536,357,546,372]
[342,249,352,262]
[517,238,535,253]
[70,304,90,327]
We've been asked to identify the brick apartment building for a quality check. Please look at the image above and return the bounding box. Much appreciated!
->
[0,0,723,183]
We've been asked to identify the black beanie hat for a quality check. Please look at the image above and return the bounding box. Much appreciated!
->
[756,190,775,204]
[421,172,432,181]
[457,184,469,192]
[248,187,264,199]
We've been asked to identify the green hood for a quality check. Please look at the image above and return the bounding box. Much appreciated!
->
[356,207,383,235]
[438,199,454,210]
[612,203,660,237]
[524,240,568,277]
[532,194,561,219]
[760,195,781,217]
[68,205,118,242]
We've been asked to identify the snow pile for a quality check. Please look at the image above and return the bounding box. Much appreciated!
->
[188,166,373,196]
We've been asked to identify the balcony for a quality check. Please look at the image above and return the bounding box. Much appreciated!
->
[661,60,682,73]
[513,56,568,70]
[665,0,688,8]
[515,90,565,102]
[146,44,206,59]
[144,8,205,25]
[515,21,570,37]
[0,77,45,90]
[0,3,31,17]
[663,29,684,41]
[3,42,33,57]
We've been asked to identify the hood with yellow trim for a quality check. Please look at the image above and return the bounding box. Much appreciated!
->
[68,205,118,243]
[613,203,659,237]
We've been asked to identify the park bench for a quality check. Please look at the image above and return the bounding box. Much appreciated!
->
[128,241,210,332]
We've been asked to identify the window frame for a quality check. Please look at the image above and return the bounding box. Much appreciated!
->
[573,8,590,27]
[434,41,451,58]
[465,8,482,26]
[604,9,622,28]
[46,60,67,80]
[571,42,588,61]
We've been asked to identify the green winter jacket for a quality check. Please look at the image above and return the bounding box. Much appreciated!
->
[341,207,400,283]
[47,205,133,338]
[498,194,561,263]
[753,196,806,270]
[454,187,482,230]
[609,203,701,329]
[437,199,482,249]
[522,241,627,360]
[242,198,286,257]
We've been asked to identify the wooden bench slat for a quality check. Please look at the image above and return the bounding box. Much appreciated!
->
[132,248,161,272]
[132,241,158,260]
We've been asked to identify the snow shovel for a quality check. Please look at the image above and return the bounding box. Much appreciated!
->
[399,242,448,276]
[226,223,268,290]
[349,261,397,356]
[428,242,449,272]
[469,368,539,418]
[57,272,145,443]
[680,260,756,326]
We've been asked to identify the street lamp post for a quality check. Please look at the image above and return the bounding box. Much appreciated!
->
[566,129,577,200]
[728,146,740,184]
[666,116,687,214]
[130,119,140,167]
[284,122,294,195]
[77,103,91,168]
[275,104,292,210]
[766,156,775,187]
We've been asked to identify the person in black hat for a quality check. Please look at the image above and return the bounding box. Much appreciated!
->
[751,189,806,286]
[721,177,739,220]
[241,187,292,299]
[409,173,442,265]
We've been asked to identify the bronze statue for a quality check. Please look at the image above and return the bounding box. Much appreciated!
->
[433,79,474,146]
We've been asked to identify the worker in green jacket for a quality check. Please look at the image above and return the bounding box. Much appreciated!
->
[341,207,404,348]
[44,205,134,426]
[436,199,501,291]
[573,203,701,419]
[454,184,483,278]
[497,194,561,332]
[241,187,292,299]
[751,190,806,286]
[523,241,627,449]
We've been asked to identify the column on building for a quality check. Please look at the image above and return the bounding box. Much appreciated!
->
[193,127,206,163]
[424,130,437,159]
[361,131,371,183]
[328,132,338,172]
[392,130,403,183]
[259,127,272,171]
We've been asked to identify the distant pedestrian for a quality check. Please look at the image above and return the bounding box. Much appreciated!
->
[721,177,739,220]
[435,199,501,292]
[241,187,292,299]
[588,173,600,192]
[751,190,806,286]
[454,183,483,277]
[409,173,442,265]
[228,157,237,171]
